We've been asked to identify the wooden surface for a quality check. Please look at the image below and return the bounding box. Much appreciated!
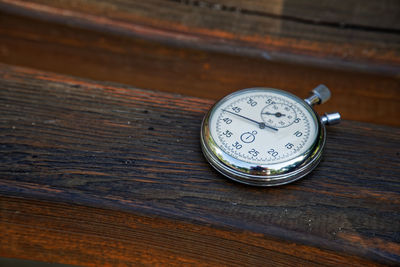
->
[0,64,399,266]
[1,0,399,70]
[0,1,399,126]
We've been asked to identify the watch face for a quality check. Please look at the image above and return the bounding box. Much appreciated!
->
[208,88,319,166]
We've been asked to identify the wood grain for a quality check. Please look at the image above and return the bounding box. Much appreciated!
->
[0,12,399,126]
[0,63,399,266]
[1,196,392,267]
[1,0,399,72]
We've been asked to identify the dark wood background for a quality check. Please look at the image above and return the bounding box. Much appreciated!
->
[0,0,399,126]
[0,0,399,266]
[1,64,399,266]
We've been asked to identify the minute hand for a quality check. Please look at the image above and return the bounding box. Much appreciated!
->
[223,109,278,131]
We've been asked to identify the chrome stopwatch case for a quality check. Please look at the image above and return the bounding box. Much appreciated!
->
[200,85,340,186]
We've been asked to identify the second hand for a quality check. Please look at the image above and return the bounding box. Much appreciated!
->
[222,109,278,131]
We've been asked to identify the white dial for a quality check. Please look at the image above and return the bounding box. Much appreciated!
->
[209,89,319,165]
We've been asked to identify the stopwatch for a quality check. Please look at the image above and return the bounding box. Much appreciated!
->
[200,85,340,186]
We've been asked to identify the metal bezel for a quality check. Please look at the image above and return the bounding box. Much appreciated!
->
[200,87,326,186]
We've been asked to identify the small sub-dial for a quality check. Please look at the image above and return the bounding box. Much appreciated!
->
[261,103,297,128]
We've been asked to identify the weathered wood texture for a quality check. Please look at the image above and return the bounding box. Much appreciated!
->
[0,1,399,126]
[1,0,399,70]
[0,64,399,266]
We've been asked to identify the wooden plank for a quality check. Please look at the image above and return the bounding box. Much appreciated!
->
[0,12,399,126]
[0,0,399,73]
[0,63,399,266]
[220,0,400,30]
[0,196,393,267]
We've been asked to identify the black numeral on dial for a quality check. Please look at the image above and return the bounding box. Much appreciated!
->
[223,130,233,137]
[285,143,294,149]
[248,148,259,157]
[247,98,257,107]
[232,141,242,149]
[266,99,276,105]
[268,149,278,157]
[232,106,241,113]
[293,131,303,137]
[223,118,232,124]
